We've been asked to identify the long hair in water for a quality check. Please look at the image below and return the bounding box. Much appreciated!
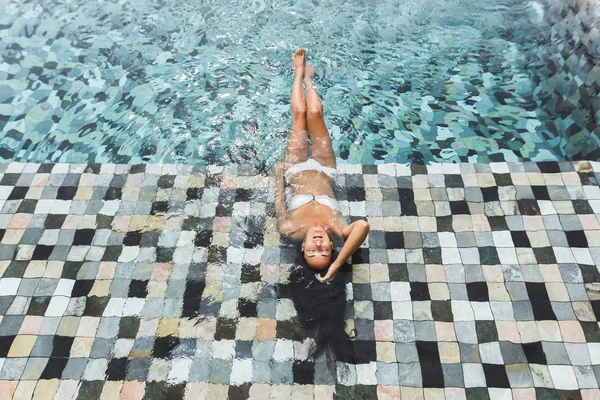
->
[289,248,355,365]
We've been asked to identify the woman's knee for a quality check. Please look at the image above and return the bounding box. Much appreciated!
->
[307,106,323,120]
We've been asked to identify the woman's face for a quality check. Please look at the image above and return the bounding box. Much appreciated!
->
[302,226,333,270]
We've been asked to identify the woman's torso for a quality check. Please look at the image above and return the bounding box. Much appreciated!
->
[285,170,347,239]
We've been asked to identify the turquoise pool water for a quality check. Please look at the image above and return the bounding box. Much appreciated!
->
[0,0,564,166]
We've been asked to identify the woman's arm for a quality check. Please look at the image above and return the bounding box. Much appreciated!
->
[315,219,370,283]
[275,162,293,235]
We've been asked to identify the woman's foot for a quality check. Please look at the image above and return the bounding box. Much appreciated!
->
[304,63,315,89]
[293,49,305,73]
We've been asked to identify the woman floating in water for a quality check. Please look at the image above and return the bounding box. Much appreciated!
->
[275,49,370,282]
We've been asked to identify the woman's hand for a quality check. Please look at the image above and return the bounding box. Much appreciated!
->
[315,262,340,283]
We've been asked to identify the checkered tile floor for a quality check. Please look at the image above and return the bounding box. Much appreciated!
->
[1,161,600,399]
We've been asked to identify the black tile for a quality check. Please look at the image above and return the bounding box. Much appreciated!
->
[416,341,440,362]
[128,280,148,298]
[238,299,257,317]
[157,175,175,188]
[465,388,491,400]
[229,384,251,400]
[351,248,370,264]
[123,231,142,246]
[410,282,431,301]
[207,245,227,263]
[8,186,28,200]
[44,214,67,229]
[373,301,393,320]
[0,336,15,357]
[423,247,442,264]
[182,280,205,318]
[83,296,109,316]
[384,232,404,249]
[580,321,600,342]
[557,390,582,400]
[493,173,512,186]
[143,383,186,400]
[244,231,263,248]
[73,229,95,245]
[240,264,260,283]
[56,186,78,200]
[535,388,559,400]
[194,230,213,247]
[293,361,315,384]
[572,200,594,214]
[214,318,237,340]
[102,246,122,261]
[579,172,598,186]
[467,282,489,302]
[483,364,510,388]
[525,283,549,301]
[235,189,252,202]
[421,362,444,388]
[388,264,408,282]
[488,216,508,231]
[436,216,454,232]
[475,320,498,342]
[522,341,547,364]
[398,188,417,216]
[478,247,500,265]
[106,358,128,380]
[32,245,54,260]
[119,317,141,338]
[104,187,122,200]
[450,201,470,215]
[150,201,168,214]
[537,162,560,173]
[186,187,204,200]
[347,187,366,201]
[17,199,37,214]
[531,301,557,320]
[40,357,68,379]
[518,199,540,215]
[215,203,233,217]
[431,301,453,322]
[511,231,531,247]
[0,173,20,185]
[71,280,94,297]
[276,320,306,341]
[60,262,81,277]
[532,247,557,264]
[532,186,550,200]
[353,340,377,363]
[26,296,50,315]
[481,187,499,201]
[3,261,28,277]
[566,231,588,248]
[140,231,160,247]
[155,247,175,263]
[51,335,75,357]
[445,175,464,188]
[353,284,372,301]
[0,229,4,243]
[152,336,179,358]
[234,341,253,359]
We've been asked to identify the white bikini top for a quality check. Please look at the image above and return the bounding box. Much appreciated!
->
[286,193,341,212]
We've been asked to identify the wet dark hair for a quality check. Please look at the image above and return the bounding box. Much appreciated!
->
[289,245,356,365]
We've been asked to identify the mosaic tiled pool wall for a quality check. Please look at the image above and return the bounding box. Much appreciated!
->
[520,0,600,160]
[1,161,600,399]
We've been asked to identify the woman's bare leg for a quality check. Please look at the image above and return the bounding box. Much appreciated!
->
[284,49,309,166]
[304,64,336,168]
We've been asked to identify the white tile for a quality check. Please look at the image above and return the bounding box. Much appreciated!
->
[103,298,125,317]
[390,282,411,302]
[44,296,69,317]
[212,340,236,359]
[356,362,377,385]
[451,300,474,321]
[168,358,193,384]
[82,358,108,381]
[471,302,494,320]
[230,359,253,385]
[392,301,413,320]
[0,278,22,295]
[442,248,461,264]
[479,342,504,364]
[272,339,293,361]
[463,363,486,387]
[53,279,75,297]
[549,365,578,390]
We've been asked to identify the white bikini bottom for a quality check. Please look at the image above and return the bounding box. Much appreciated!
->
[284,158,339,212]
